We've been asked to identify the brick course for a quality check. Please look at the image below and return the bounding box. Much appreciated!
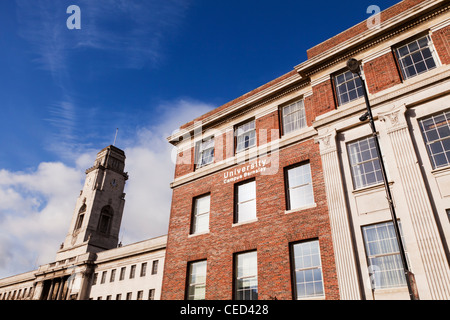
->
[432,25,450,65]
[364,51,403,94]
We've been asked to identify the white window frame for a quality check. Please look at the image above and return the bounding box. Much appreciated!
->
[347,136,384,190]
[285,162,314,210]
[281,100,307,135]
[235,120,256,153]
[195,136,215,168]
[234,179,257,224]
[291,240,325,299]
[334,69,364,106]
[362,221,407,290]
[395,34,438,80]
[234,251,258,300]
[191,194,210,234]
[187,260,207,300]
[419,110,450,169]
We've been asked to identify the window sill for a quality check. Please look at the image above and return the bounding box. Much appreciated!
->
[352,181,394,195]
[235,145,257,155]
[188,230,210,238]
[431,165,450,176]
[296,295,325,301]
[285,202,317,214]
[232,218,258,227]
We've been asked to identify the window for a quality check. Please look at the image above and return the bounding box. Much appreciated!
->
[110,269,116,282]
[116,293,121,300]
[235,120,256,153]
[347,136,383,189]
[195,136,215,168]
[234,179,256,223]
[101,271,107,284]
[98,205,113,234]
[148,289,155,300]
[285,162,314,210]
[126,292,132,300]
[291,240,325,299]
[106,295,111,300]
[419,110,450,169]
[92,273,98,285]
[140,263,147,277]
[362,222,407,289]
[186,260,207,300]
[234,251,258,300]
[119,267,126,281]
[281,100,306,135]
[137,291,143,300]
[130,265,136,279]
[334,69,364,106]
[395,35,437,80]
[75,204,86,230]
[152,260,159,275]
[191,194,210,234]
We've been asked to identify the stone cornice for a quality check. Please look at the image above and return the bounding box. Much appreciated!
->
[312,65,450,130]
[295,0,449,77]
[168,74,308,145]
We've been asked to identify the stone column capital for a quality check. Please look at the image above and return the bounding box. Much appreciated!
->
[378,103,407,132]
[315,127,337,155]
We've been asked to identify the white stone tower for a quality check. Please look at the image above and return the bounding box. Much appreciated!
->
[56,145,128,261]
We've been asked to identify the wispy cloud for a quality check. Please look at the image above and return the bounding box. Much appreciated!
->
[16,0,190,73]
[14,0,192,161]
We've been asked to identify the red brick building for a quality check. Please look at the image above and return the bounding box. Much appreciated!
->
[162,0,450,300]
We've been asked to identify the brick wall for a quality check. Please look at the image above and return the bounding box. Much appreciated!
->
[162,139,339,300]
[363,52,403,94]
[432,25,450,65]
[311,79,337,117]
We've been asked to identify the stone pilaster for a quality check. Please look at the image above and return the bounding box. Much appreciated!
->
[379,104,450,300]
[316,128,361,300]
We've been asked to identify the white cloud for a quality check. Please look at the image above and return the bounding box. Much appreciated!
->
[119,98,214,244]
[0,163,83,278]
[0,98,213,278]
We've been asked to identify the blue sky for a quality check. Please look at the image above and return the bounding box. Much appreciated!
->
[0,0,399,278]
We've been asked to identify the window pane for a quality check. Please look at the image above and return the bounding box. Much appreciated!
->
[420,111,450,169]
[292,240,324,299]
[238,200,256,222]
[282,100,306,134]
[192,195,210,234]
[196,138,214,168]
[235,251,258,300]
[334,70,364,106]
[187,260,207,300]
[347,137,384,189]
[236,121,256,152]
[287,163,314,210]
[397,35,437,79]
[236,181,256,223]
[362,222,407,289]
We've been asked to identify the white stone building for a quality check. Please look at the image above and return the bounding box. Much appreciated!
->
[0,145,167,300]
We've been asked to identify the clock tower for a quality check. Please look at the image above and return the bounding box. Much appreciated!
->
[56,145,128,261]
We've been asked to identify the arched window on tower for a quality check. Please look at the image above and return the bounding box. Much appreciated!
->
[75,204,86,230]
[98,206,113,234]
